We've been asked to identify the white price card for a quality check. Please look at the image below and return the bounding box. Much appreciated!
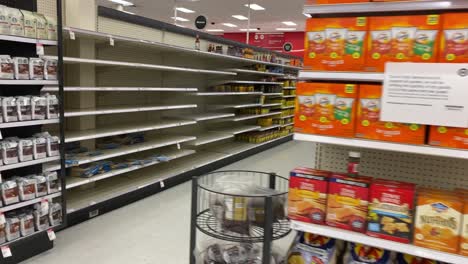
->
[109,37,114,46]
[177,143,181,150]
[36,43,44,56]
[1,246,12,258]
[47,229,56,241]
[381,63,468,127]
[69,31,75,40]
[160,181,165,188]
[0,213,5,225]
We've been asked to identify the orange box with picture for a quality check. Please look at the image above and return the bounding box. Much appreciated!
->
[356,84,426,144]
[295,82,358,138]
[304,17,368,71]
[429,126,468,150]
[366,15,441,72]
[439,13,468,63]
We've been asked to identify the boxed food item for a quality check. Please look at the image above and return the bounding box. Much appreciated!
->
[16,96,32,121]
[13,57,29,79]
[7,7,24,36]
[356,84,426,144]
[0,55,14,79]
[18,211,34,236]
[29,58,44,80]
[5,215,20,241]
[366,15,441,72]
[0,5,10,35]
[288,167,330,224]
[439,13,468,63]
[395,253,445,264]
[326,173,372,232]
[2,96,18,122]
[18,138,33,161]
[429,126,468,150]
[414,191,463,254]
[367,179,415,243]
[44,58,57,80]
[45,16,57,40]
[21,10,36,38]
[1,140,19,164]
[1,180,19,205]
[343,242,392,264]
[287,232,339,264]
[35,13,47,39]
[31,96,47,120]
[304,17,368,71]
[295,82,358,138]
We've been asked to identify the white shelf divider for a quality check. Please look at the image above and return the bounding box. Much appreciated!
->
[262,93,283,96]
[280,106,295,110]
[185,133,234,146]
[194,92,262,96]
[209,103,263,110]
[0,192,61,213]
[0,119,59,128]
[228,69,286,76]
[65,104,197,117]
[294,133,468,159]
[213,125,261,135]
[42,86,198,92]
[299,71,384,82]
[0,156,60,172]
[230,112,282,122]
[282,95,296,98]
[291,221,468,264]
[183,113,235,121]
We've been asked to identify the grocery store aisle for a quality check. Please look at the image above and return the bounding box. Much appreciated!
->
[25,140,316,264]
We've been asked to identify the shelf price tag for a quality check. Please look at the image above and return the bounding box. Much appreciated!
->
[177,143,181,150]
[160,181,165,188]
[69,31,75,40]
[1,246,12,258]
[0,213,5,225]
[36,43,44,56]
[0,130,2,140]
[47,229,56,241]
[109,37,114,46]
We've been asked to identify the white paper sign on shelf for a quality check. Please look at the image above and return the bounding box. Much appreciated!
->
[381,63,468,128]
[1,246,11,258]
[47,229,56,241]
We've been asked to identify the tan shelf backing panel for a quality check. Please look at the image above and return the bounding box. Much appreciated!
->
[315,144,468,190]
[37,0,57,19]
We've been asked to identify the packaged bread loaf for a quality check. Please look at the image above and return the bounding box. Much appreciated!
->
[21,10,36,38]
[0,5,10,35]
[0,55,14,79]
[29,58,44,80]
[13,57,28,80]
[1,180,19,205]
[7,7,24,36]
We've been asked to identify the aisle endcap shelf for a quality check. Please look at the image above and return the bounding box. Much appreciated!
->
[299,71,384,82]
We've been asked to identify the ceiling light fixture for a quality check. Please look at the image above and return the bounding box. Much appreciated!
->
[207,29,224,32]
[244,4,265,11]
[276,28,297,31]
[109,0,134,6]
[282,21,297,26]
[240,28,259,32]
[232,15,248,20]
[171,16,189,22]
[175,7,195,13]
[222,23,238,28]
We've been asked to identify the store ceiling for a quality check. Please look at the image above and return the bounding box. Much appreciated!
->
[97,0,307,33]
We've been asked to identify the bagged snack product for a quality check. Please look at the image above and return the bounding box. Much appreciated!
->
[429,126,468,150]
[35,13,47,39]
[44,58,58,80]
[395,253,446,264]
[5,215,20,241]
[287,232,338,264]
[29,58,44,80]
[21,10,36,38]
[0,55,14,79]
[16,96,32,121]
[46,94,59,119]
[0,219,5,244]
[44,16,57,40]
[288,167,330,224]
[367,15,441,72]
[297,95,315,118]
[31,96,47,120]
[45,171,59,194]
[49,203,62,226]
[414,191,463,253]
[17,177,37,201]
[440,13,468,63]
[0,5,10,35]
[31,174,47,197]
[326,173,372,232]
[367,179,415,243]
[34,201,50,231]
[33,136,47,159]
[13,57,29,80]
[47,135,60,156]
[1,180,19,205]
[2,96,18,122]
[18,211,35,236]
[342,242,392,264]
[304,17,368,71]
[295,82,358,138]
[356,84,426,144]
[7,7,24,36]
[18,138,33,161]
[2,140,19,164]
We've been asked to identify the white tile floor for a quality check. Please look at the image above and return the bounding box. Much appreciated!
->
[25,140,316,264]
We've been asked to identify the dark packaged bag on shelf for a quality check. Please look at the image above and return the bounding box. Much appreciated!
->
[29,58,44,80]
[35,13,47,39]
[46,94,59,119]
[13,57,28,79]
[1,180,20,205]
[0,55,14,80]
[2,140,19,164]
[44,59,57,80]
[2,97,18,122]
[0,5,10,35]
[33,136,47,159]
[18,211,35,236]
[31,96,47,120]
[16,96,32,121]
[5,215,20,241]
[44,16,57,40]
[31,174,47,197]
[45,171,59,194]
[49,203,62,226]
[21,10,36,38]
[7,7,24,37]
[17,177,37,201]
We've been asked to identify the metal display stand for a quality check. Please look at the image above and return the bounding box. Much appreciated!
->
[189,171,290,264]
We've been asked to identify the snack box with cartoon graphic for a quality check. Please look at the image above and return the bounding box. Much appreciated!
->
[304,17,368,71]
[288,167,331,224]
[366,15,441,72]
[295,82,358,138]
[367,179,416,243]
[343,242,392,264]
[356,84,426,144]
[439,13,468,63]
[429,126,468,150]
[326,173,372,233]
[287,232,339,264]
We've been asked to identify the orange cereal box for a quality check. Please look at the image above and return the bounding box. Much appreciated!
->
[440,13,468,63]
[414,193,463,254]
[304,17,368,71]
[429,126,468,150]
[366,15,441,72]
[295,82,358,138]
[356,84,426,144]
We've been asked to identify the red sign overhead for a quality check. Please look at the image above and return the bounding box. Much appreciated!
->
[252,33,285,50]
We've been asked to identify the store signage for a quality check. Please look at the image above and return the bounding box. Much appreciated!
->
[381,62,468,128]
[195,16,207,30]
[283,42,293,52]
[253,33,285,50]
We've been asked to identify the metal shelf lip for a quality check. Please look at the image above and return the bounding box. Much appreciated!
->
[65,120,197,143]
[213,125,261,135]
[65,136,196,167]
[283,87,296,89]
[273,115,294,120]
[44,56,237,76]
[0,192,61,213]
[299,70,384,82]
[223,80,283,85]
[282,95,296,98]
[228,69,286,77]
[231,112,282,121]
[194,92,263,96]
[63,26,300,69]
[0,80,58,85]
[0,119,59,128]
[42,86,198,92]
[185,113,235,121]
[258,125,281,131]
[261,103,282,108]
[65,104,197,117]
[281,106,295,110]
[0,224,61,247]
[291,220,468,264]
[0,156,60,172]
[280,122,294,127]
[303,0,468,15]
[262,93,283,96]
[0,34,57,45]
[185,133,234,146]
[66,149,197,189]
[294,133,468,159]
